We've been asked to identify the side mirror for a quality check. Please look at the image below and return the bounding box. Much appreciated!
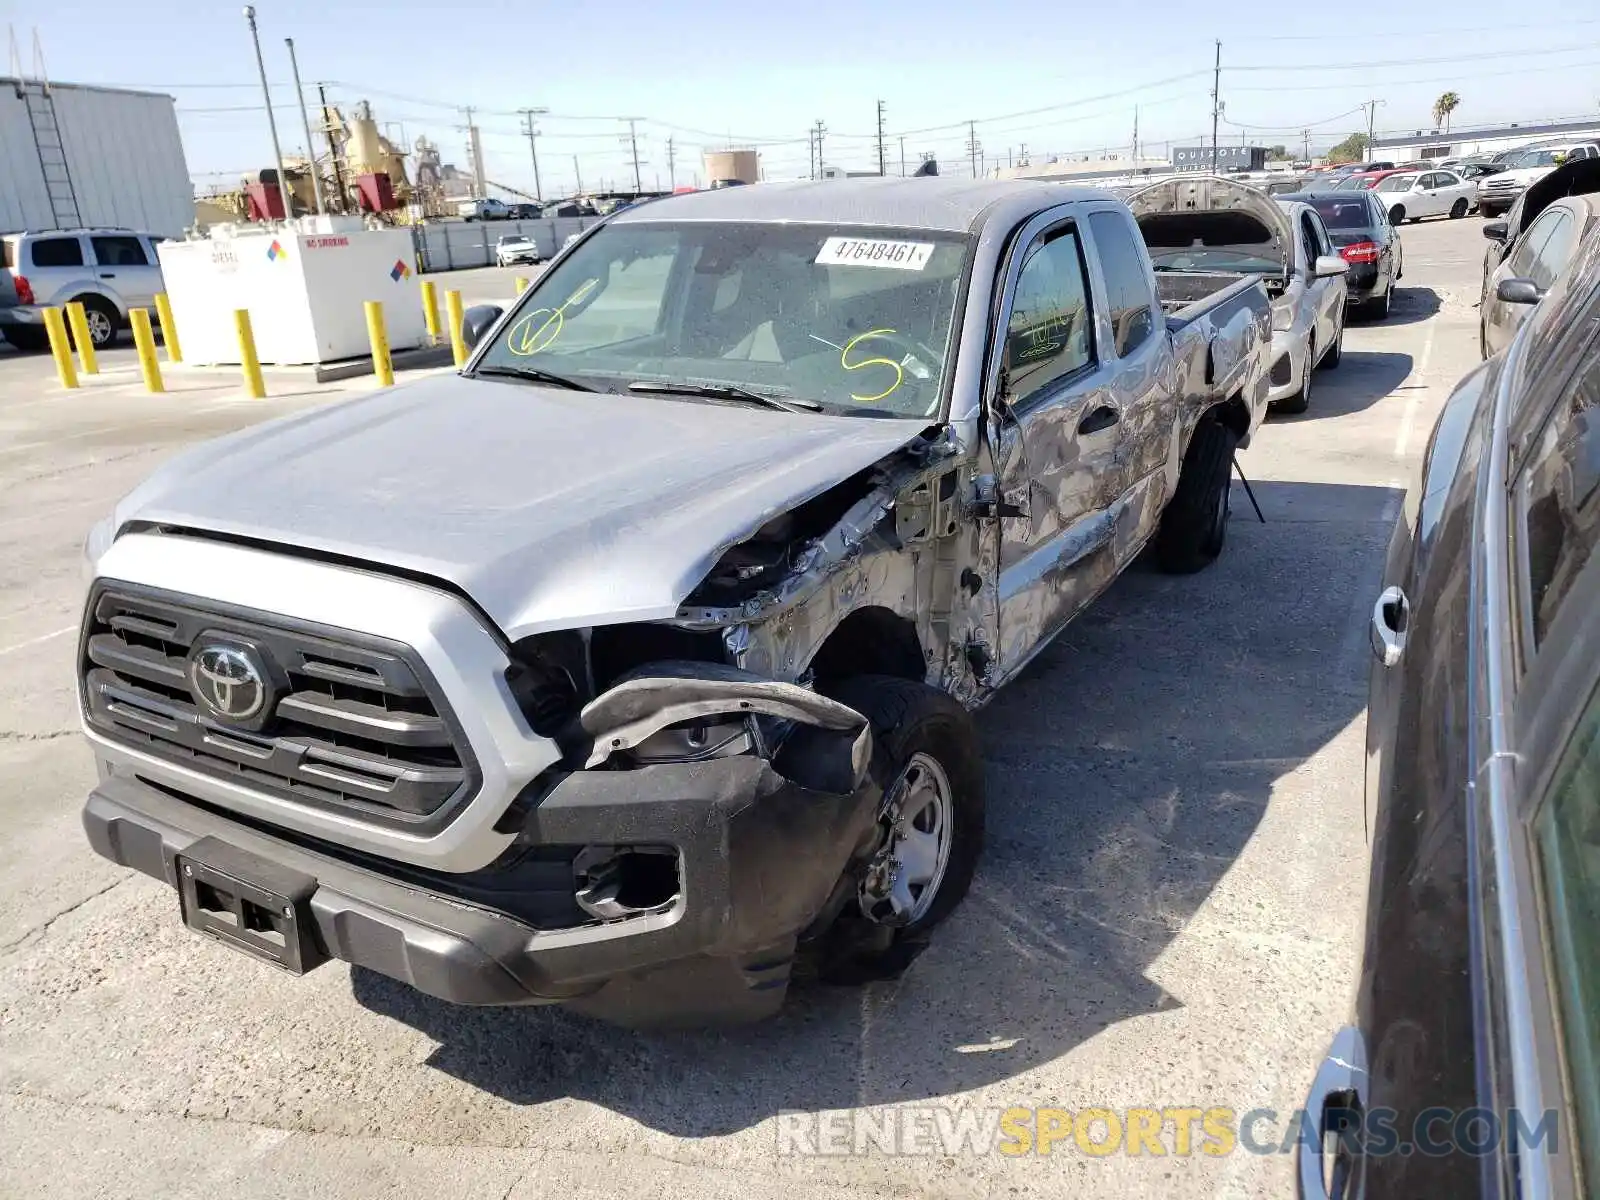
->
[1496,278,1544,306]
[460,304,504,351]
[1482,220,1509,242]
[1313,254,1349,278]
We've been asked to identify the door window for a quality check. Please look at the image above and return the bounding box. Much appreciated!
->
[1531,213,1581,290]
[1086,211,1156,358]
[1516,332,1600,647]
[1437,171,1463,187]
[1004,227,1094,407]
[1307,211,1333,256]
[28,236,84,268]
[1297,213,1320,268]
[1533,685,1600,1192]
[90,236,151,268]
[1509,210,1568,280]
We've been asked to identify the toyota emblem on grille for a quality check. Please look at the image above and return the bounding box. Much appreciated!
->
[190,645,267,720]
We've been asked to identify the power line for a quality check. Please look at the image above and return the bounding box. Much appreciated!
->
[1231,14,1600,40]
[1229,43,1600,71]
[1230,57,1600,93]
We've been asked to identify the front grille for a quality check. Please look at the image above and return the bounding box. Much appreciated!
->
[81,585,478,826]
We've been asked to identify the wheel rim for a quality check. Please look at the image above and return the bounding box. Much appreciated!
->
[85,309,113,346]
[861,751,954,926]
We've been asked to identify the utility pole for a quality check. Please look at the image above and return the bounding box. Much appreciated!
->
[875,99,887,175]
[1131,106,1139,161]
[316,83,345,213]
[283,38,324,215]
[573,154,582,195]
[966,120,981,178]
[899,135,906,176]
[622,118,643,193]
[461,106,486,199]
[1209,39,1222,172]
[1019,143,1029,167]
[812,119,827,178]
[242,7,293,222]
[518,107,548,201]
[1302,128,1311,162]
[1361,99,1385,156]
[666,136,676,189]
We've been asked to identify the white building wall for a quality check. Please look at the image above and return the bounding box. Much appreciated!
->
[0,81,194,236]
[1376,123,1600,161]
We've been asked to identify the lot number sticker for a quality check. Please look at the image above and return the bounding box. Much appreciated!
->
[816,237,935,270]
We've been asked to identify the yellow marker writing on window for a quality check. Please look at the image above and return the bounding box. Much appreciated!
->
[840,328,904,403]
[507,277,600,356]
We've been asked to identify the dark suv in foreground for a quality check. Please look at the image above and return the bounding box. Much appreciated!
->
[1299,222,1600,1197]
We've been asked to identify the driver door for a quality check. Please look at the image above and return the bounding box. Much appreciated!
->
[989,218,1128,675]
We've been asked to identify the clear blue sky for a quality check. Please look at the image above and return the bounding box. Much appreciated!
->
[19,0,1600,195]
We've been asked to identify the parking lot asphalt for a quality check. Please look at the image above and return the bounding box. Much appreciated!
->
[0,216,1485,1198]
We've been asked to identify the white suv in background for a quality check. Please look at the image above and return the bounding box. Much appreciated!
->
[1477,142,1600,217]
[0,229,167,351]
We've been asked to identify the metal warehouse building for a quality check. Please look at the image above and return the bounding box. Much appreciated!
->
[0,78,194,237]
[1372,117,1600,162]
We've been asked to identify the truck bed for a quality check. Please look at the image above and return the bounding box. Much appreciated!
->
[1154,270,1264,321]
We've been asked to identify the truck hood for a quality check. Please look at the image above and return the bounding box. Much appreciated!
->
[1124,175,1293,277]
[108,373,930,640]
[1485,167,1551,187]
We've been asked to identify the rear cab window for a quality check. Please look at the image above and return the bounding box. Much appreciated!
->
[28,236,85,268]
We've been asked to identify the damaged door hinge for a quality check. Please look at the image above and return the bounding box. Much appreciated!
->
[970,474,1024,520]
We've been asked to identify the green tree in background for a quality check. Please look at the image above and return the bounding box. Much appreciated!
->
[1433,92,1461,133]
[1326,133,1372,164]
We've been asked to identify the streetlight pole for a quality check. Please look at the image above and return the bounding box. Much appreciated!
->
[283,37,325,215]
[243,7,294,222]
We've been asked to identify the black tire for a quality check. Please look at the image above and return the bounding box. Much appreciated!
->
[1155,415,1240,573]
[1,325,46,352]
[1388,205,1406,224]
[818,675,985,952]
[1275,338,1314,415]
[1318,312,1343,370]
[1450,198,1469,219]
[1365,285,1393,321]
[67,296,119,350]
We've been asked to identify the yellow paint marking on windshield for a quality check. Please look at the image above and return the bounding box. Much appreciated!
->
[840,328,904,403]
[507,277,600,356]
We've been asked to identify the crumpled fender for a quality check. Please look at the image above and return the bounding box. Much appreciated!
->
[577,661,872,783]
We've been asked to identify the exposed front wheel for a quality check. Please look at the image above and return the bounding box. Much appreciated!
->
[810,675,985,976]
[1388,205,1406,224]
[1450,198,1469,219]
[1155,415,1240,573]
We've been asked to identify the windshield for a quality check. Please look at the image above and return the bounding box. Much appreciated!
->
[1304,197,1373,230]
[472,220,972,418]
[1375,175,1417,193]
[1512,150,1564,168]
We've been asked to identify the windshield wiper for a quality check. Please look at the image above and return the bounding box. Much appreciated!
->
[473,364,598,392]
[627,380,821,413]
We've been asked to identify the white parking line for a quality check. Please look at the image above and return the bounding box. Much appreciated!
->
[1392,318,1438,461]
[0,625,75,657]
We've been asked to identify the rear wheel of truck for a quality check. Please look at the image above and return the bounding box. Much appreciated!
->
[1155,415,1240,574]
[809,675,985,980]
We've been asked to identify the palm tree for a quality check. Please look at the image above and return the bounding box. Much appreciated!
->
[1432,92,1461,133]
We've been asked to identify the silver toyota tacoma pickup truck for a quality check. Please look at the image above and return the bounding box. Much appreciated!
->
[78,178,1271,1025]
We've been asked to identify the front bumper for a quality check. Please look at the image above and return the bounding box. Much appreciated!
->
[84,752,880,1024]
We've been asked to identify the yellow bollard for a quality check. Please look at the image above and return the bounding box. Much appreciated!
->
[42,308,78,389]
[65,302,99,375]
[445,289,467,367]
[419,279,440,341]
[154,292,183,362]
[234,309,266,399]
[515,276,530,295]
[364,300,394,388]
[129,309,164,394]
